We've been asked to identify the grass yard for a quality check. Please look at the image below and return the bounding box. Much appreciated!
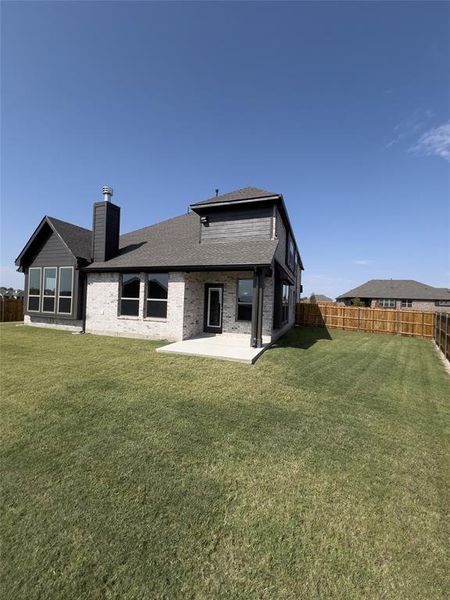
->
[1,323,449,599]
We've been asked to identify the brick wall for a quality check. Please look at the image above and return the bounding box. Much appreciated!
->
[84,270,278,343]
[183,271,274,342]
[85,271,185,341]
[24,314,83,331]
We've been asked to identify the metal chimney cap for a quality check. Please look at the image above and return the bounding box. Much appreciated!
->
[102,185,113,196]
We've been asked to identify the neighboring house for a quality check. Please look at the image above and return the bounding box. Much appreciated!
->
[0,287,24,299]
[15,186,303,348]
[300,294,334,303]
[337,280,450,311]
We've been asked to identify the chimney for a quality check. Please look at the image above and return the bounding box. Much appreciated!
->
[92,186,120,262]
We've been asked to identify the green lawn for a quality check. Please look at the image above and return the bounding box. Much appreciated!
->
[1,323,449,599]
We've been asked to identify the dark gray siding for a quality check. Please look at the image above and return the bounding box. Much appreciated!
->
[28,229,75,267]
[200,206,273,243]
[92,201,120,262]
[24,229,84,320]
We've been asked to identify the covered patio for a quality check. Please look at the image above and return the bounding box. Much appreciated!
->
[156,333,271,364]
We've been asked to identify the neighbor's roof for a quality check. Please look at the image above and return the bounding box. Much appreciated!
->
[86,212,279,270]
[191,187,281,207]
[337,280,450,301]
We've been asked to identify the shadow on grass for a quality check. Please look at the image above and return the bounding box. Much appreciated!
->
[273,326,332,350]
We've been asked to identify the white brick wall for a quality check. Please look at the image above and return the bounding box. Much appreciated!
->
[24,314,83,332]
[85,272,185,341]
[84,270,279,343]
[182,271,274,342]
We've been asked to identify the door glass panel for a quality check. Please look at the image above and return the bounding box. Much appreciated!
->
[208,289,221,327]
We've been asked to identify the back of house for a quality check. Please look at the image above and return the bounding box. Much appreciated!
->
[15,186,303,348]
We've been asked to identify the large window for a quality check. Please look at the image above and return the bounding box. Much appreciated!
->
[120,274,140,316]
[237,279,253,321]
[27,268,41,312]
[146,274,168,319]
[401,299,412,308]
[282,283,290,323]
[42,267,57,312]
[58,267,73,314]
[379,298,395,308]
[287,235,295,272]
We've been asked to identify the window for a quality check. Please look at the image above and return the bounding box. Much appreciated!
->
[146,273,168,319]
[379,298,395,308]
[237,279,253,321]
[27,267,41,311]
[287,235,295,272]
[58,267,73,314]
[282,284,290,323]
[436,300,450,307]
[120,274,140,316]
[401,299,412,308]
[42,267,57,312]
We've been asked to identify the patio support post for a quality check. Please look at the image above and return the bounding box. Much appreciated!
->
[251,268,264,348]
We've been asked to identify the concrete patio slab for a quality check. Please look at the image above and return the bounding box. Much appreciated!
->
[156,333,270,364]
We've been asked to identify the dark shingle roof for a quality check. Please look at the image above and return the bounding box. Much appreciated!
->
[47,217,92,260]
[337,280,450,301]
[191,186,280,207]
[86,212,278,270]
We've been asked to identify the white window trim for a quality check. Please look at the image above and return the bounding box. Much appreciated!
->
[57,266,74,315]
[146,274,169,319]
[42,267,57,313]
[379,298,396,308]
[401,299,412,308]
[27,267,42,312]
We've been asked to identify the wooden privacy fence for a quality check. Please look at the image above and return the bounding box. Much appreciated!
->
[434,312,449,361]
[0,298,24,322]
[296,302,436,339]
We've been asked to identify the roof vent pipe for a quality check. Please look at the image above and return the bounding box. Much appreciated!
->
[103,186,113,202]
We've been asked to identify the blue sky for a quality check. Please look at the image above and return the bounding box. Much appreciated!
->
[1,1,449,297]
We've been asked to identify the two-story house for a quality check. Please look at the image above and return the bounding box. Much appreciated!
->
[15,187,303,350]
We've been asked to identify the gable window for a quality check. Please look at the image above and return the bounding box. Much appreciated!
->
[379,298,395,308]
[237,279,253,321]
[282,283,290,323]
[146,273,169,319]
[58,267,73,314]
[27,267,41,312]
[120,274,140,316]
[401,299,412,308]
[42,267,57,313]
[287,235,295,272]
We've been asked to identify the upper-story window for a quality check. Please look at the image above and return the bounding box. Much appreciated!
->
[236,279,253,321]
[27,267,41,312]
[379,298,395,308]
[43,267,57,313]
[58,267,73,314]
[287,235,295,272]
[146,274,169,319]
[120,274,140,316]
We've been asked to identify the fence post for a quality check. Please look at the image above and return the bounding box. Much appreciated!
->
[446,314,448,360]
